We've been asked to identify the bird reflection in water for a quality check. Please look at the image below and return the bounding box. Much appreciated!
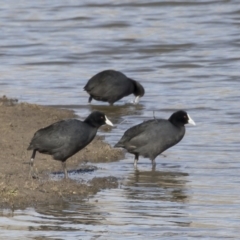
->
[125,167,189,203]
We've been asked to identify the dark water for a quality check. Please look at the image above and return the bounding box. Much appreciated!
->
[1,0,240,239]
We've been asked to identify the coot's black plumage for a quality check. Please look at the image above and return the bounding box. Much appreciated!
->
[27,111,113,179]
[84,70,145,105]
[114,110,195,167]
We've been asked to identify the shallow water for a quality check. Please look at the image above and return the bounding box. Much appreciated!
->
[1,0,240,239]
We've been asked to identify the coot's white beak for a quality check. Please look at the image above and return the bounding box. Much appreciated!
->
[105,115,114,127]
[133,96,140,104]
[187,114,196,126]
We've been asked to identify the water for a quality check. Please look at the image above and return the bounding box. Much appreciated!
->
[1,0,240,239]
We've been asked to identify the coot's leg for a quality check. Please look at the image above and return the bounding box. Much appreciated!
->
[62,162,68,179]
[151,158,156,169]
[88,95,93,103]
[29,149,37,178]
[134,154,139,168]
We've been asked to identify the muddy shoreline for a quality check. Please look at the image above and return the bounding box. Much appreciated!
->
[0,96,124,209]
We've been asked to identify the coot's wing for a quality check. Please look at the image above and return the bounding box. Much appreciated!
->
[28,120,78,152]
[84,70,132,100]
[125,120,162,148]
[120,120,178,151]
[116,120,156,147]
[129,120,184,156]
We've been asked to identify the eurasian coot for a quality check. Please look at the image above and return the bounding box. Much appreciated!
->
[28,111,113,179]
[84,70,145,105]
[114,110,195,167]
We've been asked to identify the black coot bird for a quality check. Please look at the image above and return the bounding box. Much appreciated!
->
[84,69,145,105]
[114,110,195,168]
[27,111,113,179]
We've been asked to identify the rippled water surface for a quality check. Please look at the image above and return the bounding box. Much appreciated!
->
[1,0,240,239]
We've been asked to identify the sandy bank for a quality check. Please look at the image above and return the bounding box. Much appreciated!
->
[0,96,124,209]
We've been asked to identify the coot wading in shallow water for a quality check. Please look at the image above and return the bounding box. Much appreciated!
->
[27,111,114,179]
[114,110,196,168]
[84,69,145,105]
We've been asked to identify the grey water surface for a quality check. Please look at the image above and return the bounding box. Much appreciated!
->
[0,0,240,239]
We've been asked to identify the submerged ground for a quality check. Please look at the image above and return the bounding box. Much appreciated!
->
[0,96,124,209]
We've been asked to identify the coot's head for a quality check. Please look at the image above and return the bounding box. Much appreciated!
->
[132,80,145,97]
[85,111,114,128]
[168,110,196,126]
[130,80,145,104]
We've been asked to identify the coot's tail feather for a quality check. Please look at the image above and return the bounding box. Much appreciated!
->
[114,142,124,148]
[27,143,34,150]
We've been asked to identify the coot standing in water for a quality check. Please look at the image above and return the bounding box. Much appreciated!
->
[84,70,145,105]
[27,111,113,179]
[114,110,195,168]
